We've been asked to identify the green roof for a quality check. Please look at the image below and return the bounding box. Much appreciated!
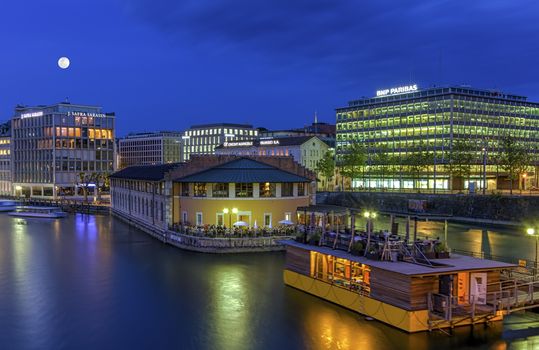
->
[174,158,311,183]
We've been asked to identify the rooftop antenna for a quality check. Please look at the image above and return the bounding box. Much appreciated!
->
[314,110,318,124]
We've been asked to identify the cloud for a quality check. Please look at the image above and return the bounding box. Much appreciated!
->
[122,0,539,92]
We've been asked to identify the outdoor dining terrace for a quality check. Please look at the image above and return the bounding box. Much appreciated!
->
[168,223,299,238]
[295,204,451,266]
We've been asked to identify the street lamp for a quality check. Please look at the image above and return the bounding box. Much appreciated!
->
[232,208,238,226]
[223,208,230,228]
[527,227,538,276]
[522,173,527,193]
[363,211,377,256]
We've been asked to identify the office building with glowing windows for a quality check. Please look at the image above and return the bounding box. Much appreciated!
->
[181,123,258,161]
[118,131,182,169]
[0,121,11,196]
[336,86,539,191]
[11,102,115,198]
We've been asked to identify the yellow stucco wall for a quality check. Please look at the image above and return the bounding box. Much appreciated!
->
[176,196,310,227]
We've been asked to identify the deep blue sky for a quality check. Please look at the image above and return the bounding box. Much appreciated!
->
[1,0,538,136]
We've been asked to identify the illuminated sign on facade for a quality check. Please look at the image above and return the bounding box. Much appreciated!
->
[20,111,44,119]
[376,84,418,97]
[224,141,253,147]
[68,111,106,118]
[260,140,280,145]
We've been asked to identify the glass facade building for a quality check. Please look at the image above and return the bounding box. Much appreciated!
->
[336,86,539,191]
[181,123,257,161]
[119,131,182,169]
[12,102,115,198]
[0,121,11,196]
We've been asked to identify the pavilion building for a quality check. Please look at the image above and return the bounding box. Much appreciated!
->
[110,155,316,232]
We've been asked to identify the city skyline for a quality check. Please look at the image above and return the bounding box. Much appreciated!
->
[1,0,539,136]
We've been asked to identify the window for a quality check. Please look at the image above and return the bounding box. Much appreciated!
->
[196,212,203,226]
[259,182,276,197]
[216,213,224,226]
[161,202,164,221]
[193,183,207,197]
[181,183,190,196]
[182,211,188,224]
[281,183,293,197]
[235,183,253,197]
[264,213,272,227]
[297,182,306,196]
[285,212,292,221]
[212,183,229,197]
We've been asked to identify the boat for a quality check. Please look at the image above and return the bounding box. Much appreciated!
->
[282,239,539,333]
[0,200,18,212]
[8,206,68,218]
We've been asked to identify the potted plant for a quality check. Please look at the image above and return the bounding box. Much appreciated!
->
[350,241,364,256]
[308,232,320,246]
[422,244,436,260]
[435,242,450,259]
[366,246,380,260]
[294,232,306,243]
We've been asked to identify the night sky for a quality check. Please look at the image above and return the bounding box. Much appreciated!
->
[1,0,538,136]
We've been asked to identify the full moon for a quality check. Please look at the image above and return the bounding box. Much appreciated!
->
[58,57,70,69]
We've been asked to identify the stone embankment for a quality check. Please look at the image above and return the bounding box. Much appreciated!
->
[317,192,539,226]
[113,210,292,253]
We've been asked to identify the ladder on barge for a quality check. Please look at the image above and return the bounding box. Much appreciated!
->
[427,272,539,333]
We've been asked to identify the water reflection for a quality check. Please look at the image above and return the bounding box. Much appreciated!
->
[0,213,537,349]
[207,265,250,349]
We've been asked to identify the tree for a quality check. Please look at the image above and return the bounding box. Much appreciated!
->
[79,172,94,202]
[448,139,475,191]
[371,143,393,190]
[404,144,433,192]
[316,150,335,191]
[498,136,530,195]
[339,142,367,191]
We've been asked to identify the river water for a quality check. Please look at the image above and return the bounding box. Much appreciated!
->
[0,214,537,349]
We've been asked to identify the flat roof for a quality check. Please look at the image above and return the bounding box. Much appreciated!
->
[283,240,516,276]
[339,86,538,111]
[296,204,362,214]
[189,123,254,129]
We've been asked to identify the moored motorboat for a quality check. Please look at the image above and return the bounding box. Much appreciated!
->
[8,206,67,218]
[0,200,19,212]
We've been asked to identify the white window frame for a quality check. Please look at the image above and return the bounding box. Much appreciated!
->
[216,212,224,226]
[264,213,272,228]
[196,212,203,226]
[285,212,292,221]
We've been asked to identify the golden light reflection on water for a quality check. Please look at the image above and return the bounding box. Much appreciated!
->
[208,265,250,349]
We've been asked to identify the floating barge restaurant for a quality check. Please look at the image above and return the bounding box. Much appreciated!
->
[283,240,539,333]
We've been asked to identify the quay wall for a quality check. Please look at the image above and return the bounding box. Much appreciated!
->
[13,198,111,215]
[317,192,539,226]
[112,209,292,253]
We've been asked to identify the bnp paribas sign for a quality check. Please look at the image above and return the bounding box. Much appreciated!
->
[376,84,418,97]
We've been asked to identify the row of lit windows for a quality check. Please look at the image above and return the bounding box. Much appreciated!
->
[183,182,307,198]
[338,113,539,129]
[338,100,539,121]
[185,128,257,137]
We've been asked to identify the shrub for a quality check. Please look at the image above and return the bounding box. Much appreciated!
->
[351,241,364,254]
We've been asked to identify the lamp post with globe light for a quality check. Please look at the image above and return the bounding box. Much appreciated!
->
[363,211,377,256]
[527,227,538,276]
[223,208,230,228]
